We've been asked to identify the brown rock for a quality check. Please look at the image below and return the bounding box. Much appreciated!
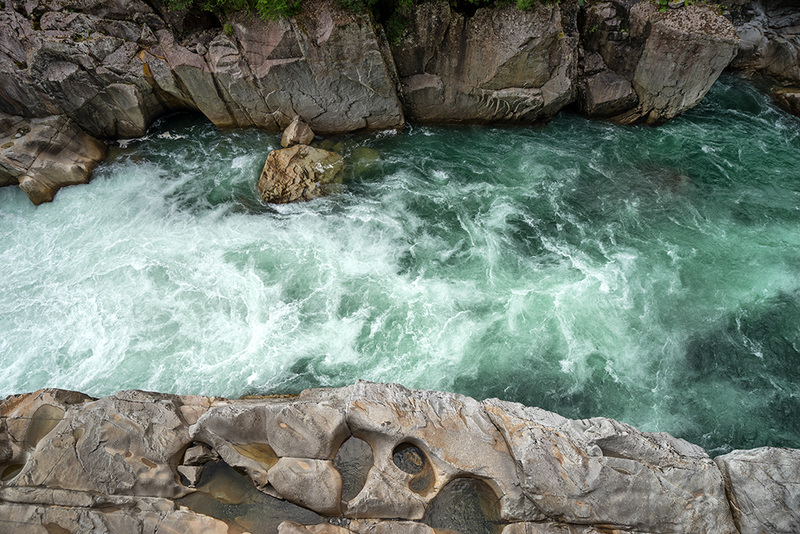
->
[774,87,800,116]
[0,114,107,205]
[257,144,345,204]
[282,117,316,148]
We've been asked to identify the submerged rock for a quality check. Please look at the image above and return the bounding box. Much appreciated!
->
[257,144,345,204]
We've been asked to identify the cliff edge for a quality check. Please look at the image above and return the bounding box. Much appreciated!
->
[1,382,798,533]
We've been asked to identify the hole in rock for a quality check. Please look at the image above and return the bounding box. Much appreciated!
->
[393,442,436,494]
[1,463,24,481]
[422,478,501,534]
[334,436,374,502]
[177,460,321,534]
[392,442,425,475]
[24,404,65,448]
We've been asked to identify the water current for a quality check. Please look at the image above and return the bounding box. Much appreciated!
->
[1,76,799,454]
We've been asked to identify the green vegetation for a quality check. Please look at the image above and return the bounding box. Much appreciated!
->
[161,0,547,23]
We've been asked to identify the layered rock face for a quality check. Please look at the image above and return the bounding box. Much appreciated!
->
[2,382,798,533]
[581,2,739,124]
[1,0,749,205]
[390,0,576,123]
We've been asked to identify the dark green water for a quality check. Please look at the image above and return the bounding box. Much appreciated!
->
[1,76,798,454]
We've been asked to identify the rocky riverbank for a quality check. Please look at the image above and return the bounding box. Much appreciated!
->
[1,0,799,204]
[1,382,798,533]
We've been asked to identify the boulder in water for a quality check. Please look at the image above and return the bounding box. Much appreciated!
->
[0,113,107,205]
[281,117,316,148]
[258,145,345,204]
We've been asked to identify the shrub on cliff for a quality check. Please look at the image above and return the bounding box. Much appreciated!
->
[162,0,539,22]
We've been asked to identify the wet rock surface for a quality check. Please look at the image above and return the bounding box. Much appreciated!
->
[257,144,345,204]
[1,382,798,533]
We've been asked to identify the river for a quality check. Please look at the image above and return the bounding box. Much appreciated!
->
[1,75,798,454]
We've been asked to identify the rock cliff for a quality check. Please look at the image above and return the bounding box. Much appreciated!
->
[1,383,798,533]
[1,0,796,205]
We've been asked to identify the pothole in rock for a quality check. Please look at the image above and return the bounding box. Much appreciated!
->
[334,436,373,502]
[422,478,501,534]
[24,404,65,448]
[392,442,435,494]
[177,460,321,534]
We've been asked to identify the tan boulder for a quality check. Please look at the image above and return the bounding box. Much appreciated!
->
[0,114,107,205]
[257,144,344,203]
[343,381,531,521]
[282,117,316,148]
[8,390,211,499]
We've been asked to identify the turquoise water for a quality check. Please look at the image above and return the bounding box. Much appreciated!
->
[1,76,799,454]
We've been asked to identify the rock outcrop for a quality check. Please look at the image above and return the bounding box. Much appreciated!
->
[2,382,798,533]
[7,0,799,205]
[0,113,106,204]
[580,2,739,124]
[389,0,576,123]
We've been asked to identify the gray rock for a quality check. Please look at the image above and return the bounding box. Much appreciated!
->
[391,0,575,123]
[282,117,316,148]
[580,2,739,124]
[269,457,343,515]
[9,390,212,499]
[627,4,740,124]
[715,447,800,534]
[731,1,800,87]
[580,70,638,117]
[257,144,345,204]
[483,398,737,533]
[344,381,529,521]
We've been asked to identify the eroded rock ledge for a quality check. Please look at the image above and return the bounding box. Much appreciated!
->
[1,382,798,534]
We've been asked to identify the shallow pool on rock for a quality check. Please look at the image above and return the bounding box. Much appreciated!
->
[1,76,799,454]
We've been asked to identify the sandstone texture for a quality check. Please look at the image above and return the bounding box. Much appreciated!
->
[258,144,345,203]
[2,382,798,534]
[0,113,106,204]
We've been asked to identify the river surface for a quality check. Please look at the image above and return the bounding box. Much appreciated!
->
[2,76,799,454]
